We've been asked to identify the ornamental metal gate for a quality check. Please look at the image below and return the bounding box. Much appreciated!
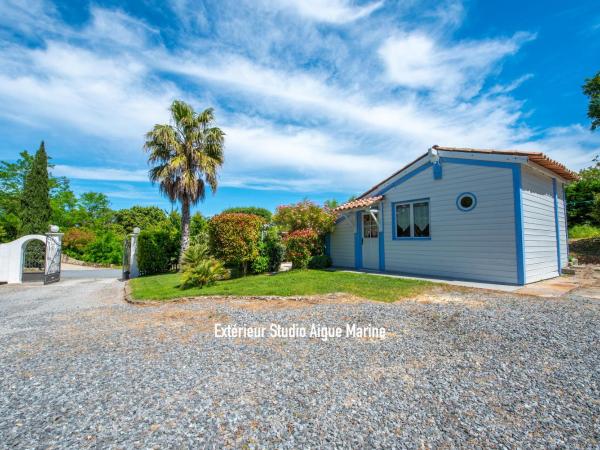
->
[22,240,45,282]
[44,234,62,284]
[122,237,131,280]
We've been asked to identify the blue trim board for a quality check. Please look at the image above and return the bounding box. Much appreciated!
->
[433,161,442,180]
[456,192,477,212]
[378,204,385,271]
[553,178,562,273]
[354,211,362,269]
[374,162,432,196]
[512,165,526,285]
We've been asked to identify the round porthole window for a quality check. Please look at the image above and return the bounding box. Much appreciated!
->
[456,192,477,211]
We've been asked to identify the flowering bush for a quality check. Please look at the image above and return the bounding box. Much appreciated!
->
[284,228,320,269]
[63,227,96,257]
[209,213,264,275]
[273,200,335,236]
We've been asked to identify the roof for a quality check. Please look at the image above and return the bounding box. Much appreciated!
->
[333,195,383,212]
[357,145,578,200]
[432,146,578,182]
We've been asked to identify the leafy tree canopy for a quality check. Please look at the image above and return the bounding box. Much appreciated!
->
[566,161,600,226]
[221,206,272,221]
[113,206,169,234]
[583,71,600,131]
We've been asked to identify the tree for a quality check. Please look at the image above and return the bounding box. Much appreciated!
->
[20,142,51,235]
[324,199,339,209]
[79,192,110,219]
[0,150,33,241]
[583,71,600,131]
[144,100,225,255]
[113,206,168,234]
[566,162,600,225]
[208,213,263,275]
[50,177,77,229]
[221,206,272,221]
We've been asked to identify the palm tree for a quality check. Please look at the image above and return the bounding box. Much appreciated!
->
[144,100,224,255]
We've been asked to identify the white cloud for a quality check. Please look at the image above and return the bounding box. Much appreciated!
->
[53,165,149,182]
[378,31,535,100]
[266,0,383,23]
[0,0,598,198]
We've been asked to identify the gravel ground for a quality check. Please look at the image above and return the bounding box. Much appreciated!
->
[0,278,598,448]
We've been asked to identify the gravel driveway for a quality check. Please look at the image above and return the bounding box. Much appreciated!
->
[0,277,598,448]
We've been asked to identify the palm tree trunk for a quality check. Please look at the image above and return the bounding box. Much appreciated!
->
[180,198,191,259]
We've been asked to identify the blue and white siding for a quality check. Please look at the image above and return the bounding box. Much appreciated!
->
[330,215,355,268]
[378,159,519,284]
[329,153,570,285]
[521,166,568,283]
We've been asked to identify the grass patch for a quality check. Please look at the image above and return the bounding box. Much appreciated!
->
[130,269,433,302]
[569,224,600,239]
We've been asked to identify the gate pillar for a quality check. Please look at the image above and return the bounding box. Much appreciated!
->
[45,225,63,284]
[128,227,140,279]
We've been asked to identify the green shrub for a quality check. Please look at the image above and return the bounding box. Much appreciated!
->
[209,213,264,275]
[273,200,335,235]
[83,231,123,265]
[181,258,229,289]
[569,224,600,239]
[137,226,180,275]
[180,243,229,288]
[181,241,209,266]
[308,254,332,269]
[264,227,284,272]
[251,255,269,274]
[284,228,319,269]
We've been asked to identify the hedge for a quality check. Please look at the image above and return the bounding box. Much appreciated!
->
[137,227,180,275]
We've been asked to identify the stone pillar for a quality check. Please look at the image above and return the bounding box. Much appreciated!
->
[129,227,141,278]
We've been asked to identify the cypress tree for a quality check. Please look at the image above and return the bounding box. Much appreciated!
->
[21,141,51,235]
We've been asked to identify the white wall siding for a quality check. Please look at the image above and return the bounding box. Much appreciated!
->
[558,182,569,268]
[382,161,518,284]
[521,166,560,283]
[330,216,355,268]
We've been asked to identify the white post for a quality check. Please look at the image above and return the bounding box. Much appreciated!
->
[129,227,140,278]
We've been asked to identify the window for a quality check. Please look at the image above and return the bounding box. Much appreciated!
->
[456,192,477,211]
[362,213,378,238]
[393,200,430,239]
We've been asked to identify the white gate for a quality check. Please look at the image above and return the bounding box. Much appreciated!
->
[0,226,63,284]
[44,231,62,284]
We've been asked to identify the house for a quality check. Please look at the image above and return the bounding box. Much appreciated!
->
[328,145,578,285]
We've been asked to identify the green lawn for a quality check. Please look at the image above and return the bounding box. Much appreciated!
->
[130,269,434,302]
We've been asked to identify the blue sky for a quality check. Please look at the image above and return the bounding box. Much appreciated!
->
[0,0,598,215]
